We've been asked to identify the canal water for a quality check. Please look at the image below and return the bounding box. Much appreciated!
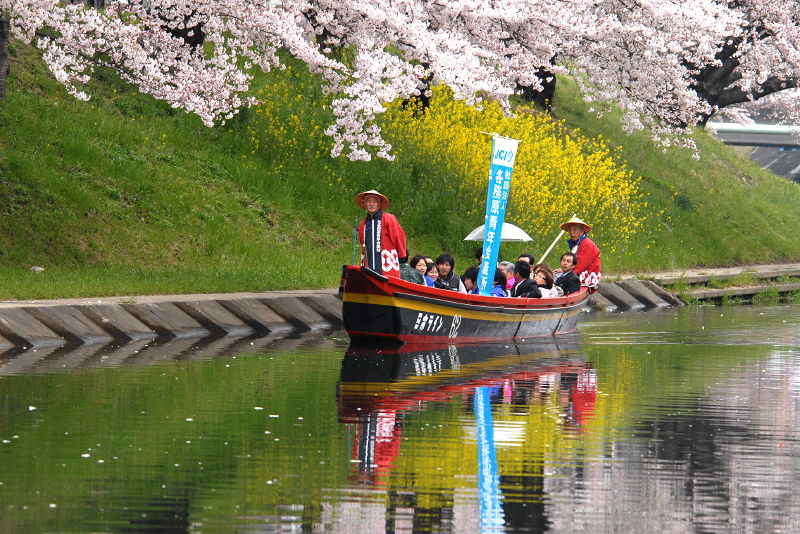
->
[1,304,800,533]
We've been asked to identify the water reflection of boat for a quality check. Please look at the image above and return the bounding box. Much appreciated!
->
[340,265,589,343]
[337,342,597,485]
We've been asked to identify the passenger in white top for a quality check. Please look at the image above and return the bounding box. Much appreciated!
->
[533,268,558,298]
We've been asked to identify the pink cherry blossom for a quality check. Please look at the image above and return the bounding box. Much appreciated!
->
[1,0,797,160]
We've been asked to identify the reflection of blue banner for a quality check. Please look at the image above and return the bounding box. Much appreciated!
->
[474,387,504,532]
[478,136,520,296]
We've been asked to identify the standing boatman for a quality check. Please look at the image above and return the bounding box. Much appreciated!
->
[355,190,408,278]
[558,215,601,290]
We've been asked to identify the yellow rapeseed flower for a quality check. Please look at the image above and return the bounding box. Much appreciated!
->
[381,87,655,257]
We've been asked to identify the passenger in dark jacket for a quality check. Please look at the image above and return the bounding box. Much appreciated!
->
[511,260,542,298]
[434,253,467,293]
[554,252,581,296]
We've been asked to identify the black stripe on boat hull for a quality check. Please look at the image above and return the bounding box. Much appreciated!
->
[344,300,582,343]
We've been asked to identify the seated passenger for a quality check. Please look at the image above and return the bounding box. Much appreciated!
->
[511,260,542,298]
[518,253,535,265]
[462,265,480,294]
[491,268,509,297]
[499,261,516,292]
[533,268,557,298]
[534,263,558,296]
[554,252,581,296]
[424,262,438,287]
[434,253,467,293]
[533,262,552,278]
[410,255,428,277]
[399,261,425,284]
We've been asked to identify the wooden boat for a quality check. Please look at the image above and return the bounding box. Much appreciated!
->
[340,265,589,343]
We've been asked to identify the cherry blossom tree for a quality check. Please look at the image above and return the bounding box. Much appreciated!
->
[560,0,744,152]
[693,0,800,125]
[0,0,562,159]
[0,0,795,160]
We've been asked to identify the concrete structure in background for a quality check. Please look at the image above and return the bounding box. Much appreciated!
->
[707,122,800,182]
[707,122,800,148]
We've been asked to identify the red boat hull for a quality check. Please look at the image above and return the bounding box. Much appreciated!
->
[340,265,589,343]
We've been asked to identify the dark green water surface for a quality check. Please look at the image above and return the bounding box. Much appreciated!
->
[1,304,800,533]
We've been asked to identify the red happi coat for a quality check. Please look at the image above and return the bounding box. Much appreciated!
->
[569,235,601,289]
[358,211,408,277]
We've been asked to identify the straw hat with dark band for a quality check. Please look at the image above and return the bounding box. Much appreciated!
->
[559,215,592,233]
[355,190,390,211]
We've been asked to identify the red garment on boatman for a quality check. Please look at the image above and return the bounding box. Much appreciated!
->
[570,235,601,289]
[358,210,408,278]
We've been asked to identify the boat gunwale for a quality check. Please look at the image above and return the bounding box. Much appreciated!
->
[342,265,589,311]
[393,291,587,315]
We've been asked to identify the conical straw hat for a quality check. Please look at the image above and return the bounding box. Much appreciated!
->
[354,190,390,210]
[559,215,591,233]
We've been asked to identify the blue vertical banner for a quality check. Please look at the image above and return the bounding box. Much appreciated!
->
[474,387,504,532]
[478,135,520,296]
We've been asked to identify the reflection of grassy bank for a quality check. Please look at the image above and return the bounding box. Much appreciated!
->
[0,311,786,532]
[0,343,604,533]
[2,40,800,299]
[0,345,350,533]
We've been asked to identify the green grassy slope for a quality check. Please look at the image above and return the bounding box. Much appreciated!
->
[552,79,800,270]
[1,41,799,299]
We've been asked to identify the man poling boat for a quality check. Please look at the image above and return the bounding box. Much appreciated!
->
[559,215,601,290]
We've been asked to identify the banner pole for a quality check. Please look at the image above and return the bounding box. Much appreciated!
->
[477,135,520,296]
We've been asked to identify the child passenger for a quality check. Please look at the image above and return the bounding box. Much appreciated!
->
[462,267,508,296]
[462,265,480,294]
[424,262,438,287]
[491,268,509,297]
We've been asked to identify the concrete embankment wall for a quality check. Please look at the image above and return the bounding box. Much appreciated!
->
[2,263,798,352]
[0,281,673,351]
[591,279,683,312]
[593,262,800,311]
[0,290,344,350]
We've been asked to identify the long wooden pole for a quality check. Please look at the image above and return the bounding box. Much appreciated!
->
[536,213,576,265]
[352,216,360,266]
[536,230,564,265]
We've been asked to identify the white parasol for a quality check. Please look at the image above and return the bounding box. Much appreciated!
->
[463,222,533,242]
